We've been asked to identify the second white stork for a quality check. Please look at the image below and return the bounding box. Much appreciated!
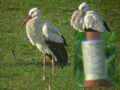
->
[71,2,111,32]
[21,8,68,82]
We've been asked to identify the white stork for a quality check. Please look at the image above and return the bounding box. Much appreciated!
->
[71,2,110,32]
[21,8,68,82]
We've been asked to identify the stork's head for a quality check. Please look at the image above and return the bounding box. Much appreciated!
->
[78,2,89,12]
[28,8,40,18]
[21,8,40,27]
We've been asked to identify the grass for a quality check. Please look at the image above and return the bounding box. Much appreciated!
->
[0,0,120,89]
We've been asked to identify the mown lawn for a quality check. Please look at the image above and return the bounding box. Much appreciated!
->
[0,0,120,90]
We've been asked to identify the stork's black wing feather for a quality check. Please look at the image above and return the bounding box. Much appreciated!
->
[85,28,98,32]
[61,35,67,46]
[45,40,68,68]
[103,21,111,32]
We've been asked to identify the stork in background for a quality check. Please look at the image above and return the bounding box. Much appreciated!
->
[21,8,68,82]
[71,2,111,32]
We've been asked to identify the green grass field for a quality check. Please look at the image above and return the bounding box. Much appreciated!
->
[0,0,120,89]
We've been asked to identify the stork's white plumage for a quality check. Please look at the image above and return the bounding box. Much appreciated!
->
[71,2,110,32]
[22,8,68,82]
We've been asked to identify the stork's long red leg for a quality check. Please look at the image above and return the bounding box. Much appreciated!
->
[42,54,46,83]
[52,55,55,80]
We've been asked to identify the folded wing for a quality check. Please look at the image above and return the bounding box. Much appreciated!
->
[84,11,110,32]
[42,23,65,43]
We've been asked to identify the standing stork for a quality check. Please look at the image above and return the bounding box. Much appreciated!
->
[71,2,111,32]
[21,8,68,82]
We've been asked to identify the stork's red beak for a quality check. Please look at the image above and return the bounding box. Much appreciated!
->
[21,15,32,27]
